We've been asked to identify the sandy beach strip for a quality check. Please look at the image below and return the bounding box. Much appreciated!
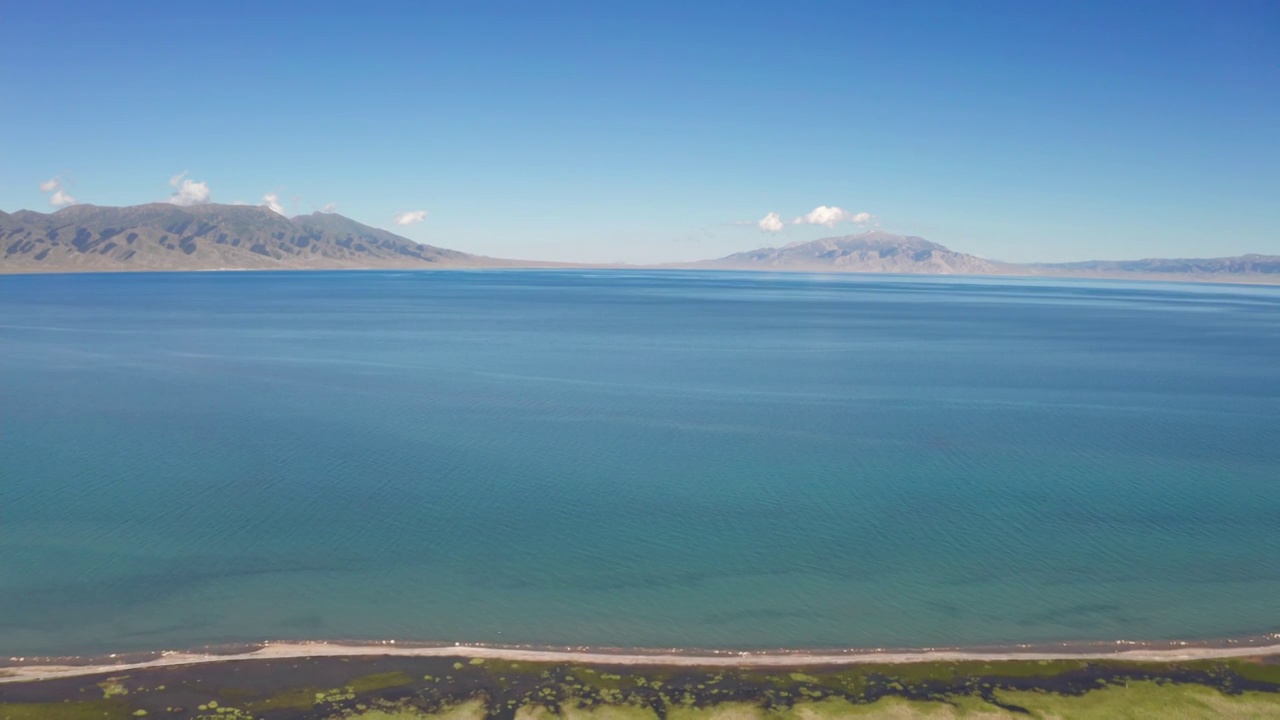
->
[3,639,1279,684]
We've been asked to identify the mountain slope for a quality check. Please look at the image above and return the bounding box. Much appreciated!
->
[690,231,1016,275]
[4,206,1276,282]
[690,232,1279,283]
[0,203,498,272]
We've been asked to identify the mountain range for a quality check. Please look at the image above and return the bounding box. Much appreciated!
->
[685,231,1279,283]
[2,204,1276,283]
[0,203,528,273]
[687,231,1017,275]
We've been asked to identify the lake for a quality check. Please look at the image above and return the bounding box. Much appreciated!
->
[1,270,1277,657]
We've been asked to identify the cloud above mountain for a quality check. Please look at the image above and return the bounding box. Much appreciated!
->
[167,171,211,206]
[39,177,78,208]
[757,212,784,233]
[262,192,286,216]
[749,205,875,232]
[394,210,428,225]
[792,206,873,228]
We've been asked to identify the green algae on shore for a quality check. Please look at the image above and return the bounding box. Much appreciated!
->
[2,654,1280,719]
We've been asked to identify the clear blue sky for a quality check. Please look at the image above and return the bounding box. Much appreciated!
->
[3,0,1277,263]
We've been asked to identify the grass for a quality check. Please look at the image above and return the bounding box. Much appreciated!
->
[95,677,130,699]
[997,681,1280,719]
[4,655,1280,718]
[249,685,318,711]
[0,700,133,720]
[561,703,661,720]
[348,672,419,695]
[1222,658,1280,685]
[666,701,768,720]
[246,669,418,712]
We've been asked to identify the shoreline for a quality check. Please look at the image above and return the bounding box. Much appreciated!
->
[3,265,1279,288]
[4,635,1279,685]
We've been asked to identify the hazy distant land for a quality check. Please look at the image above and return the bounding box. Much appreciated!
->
[2,203,1277,283]
[685,230,1280,284]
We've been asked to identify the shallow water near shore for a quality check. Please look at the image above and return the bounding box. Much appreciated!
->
[1,270,1278,657]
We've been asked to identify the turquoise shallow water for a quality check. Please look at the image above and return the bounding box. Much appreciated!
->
[1,270,1277,657]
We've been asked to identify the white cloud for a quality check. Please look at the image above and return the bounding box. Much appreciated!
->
[50,189,78,207]
[793,205,851,227]
[167,170,211,206]
[321,203,337,213]
[171,179,211,205]
[394,210,428,225]
[757,211,784,233]
[39,177,78,207]
[790,206,875,228]
[262,193,286,216]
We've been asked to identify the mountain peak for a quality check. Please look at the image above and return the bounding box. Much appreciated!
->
[0,202,485,272]
[694,231,1004,275]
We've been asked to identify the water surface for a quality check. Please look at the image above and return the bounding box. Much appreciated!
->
[1,270,1277,657]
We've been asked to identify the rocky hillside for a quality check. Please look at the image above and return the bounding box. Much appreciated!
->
[0,203,499,272]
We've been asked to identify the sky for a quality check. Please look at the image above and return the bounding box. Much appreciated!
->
[2,0,1277,264]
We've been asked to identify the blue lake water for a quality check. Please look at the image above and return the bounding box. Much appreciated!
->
[1,270,1278,657]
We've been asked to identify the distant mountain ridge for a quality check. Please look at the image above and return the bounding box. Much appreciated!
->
[0,203,518,272]
[689,231,1279,283]
[689,231,1016,275]
[2,205,1276,283]
[1036,254,1280,277]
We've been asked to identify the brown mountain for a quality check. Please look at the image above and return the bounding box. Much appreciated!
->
[5,205,1277,283]
[0,203,514,273]
[689,231,1017,275]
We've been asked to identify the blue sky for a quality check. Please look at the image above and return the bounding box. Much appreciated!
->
[3,0,1277,263]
